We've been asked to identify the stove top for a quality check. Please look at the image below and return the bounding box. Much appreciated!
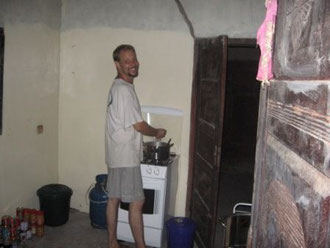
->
[141,158,172,166]
[141,153,176,166]
[140,154,178,180]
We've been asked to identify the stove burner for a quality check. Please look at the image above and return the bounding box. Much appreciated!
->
[141,154,176,166]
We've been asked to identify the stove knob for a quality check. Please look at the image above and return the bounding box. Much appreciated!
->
[154,168,160,176]
[146,167,152,174]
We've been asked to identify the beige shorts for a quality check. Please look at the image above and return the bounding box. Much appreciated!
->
[106,166,145,203]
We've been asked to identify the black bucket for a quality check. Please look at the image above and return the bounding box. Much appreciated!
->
[37,184,73,226]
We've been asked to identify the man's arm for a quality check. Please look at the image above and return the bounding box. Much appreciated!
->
[133,121,166,139]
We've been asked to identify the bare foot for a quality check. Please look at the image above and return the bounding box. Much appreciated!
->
[109,240,120,248]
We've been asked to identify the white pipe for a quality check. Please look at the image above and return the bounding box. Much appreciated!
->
[141,105,183,116]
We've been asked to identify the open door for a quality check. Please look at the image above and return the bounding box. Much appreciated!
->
[187,36,228,248]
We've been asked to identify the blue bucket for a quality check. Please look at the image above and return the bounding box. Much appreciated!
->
[89,174,108,229]
[166,217,196,248]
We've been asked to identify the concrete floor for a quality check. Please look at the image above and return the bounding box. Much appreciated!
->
[22,209,200,248]
[23,209,138,248]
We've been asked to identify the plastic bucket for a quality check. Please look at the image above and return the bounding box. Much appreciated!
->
[166,217,196,248]
[37,184,73,226]
[89,174,108,229]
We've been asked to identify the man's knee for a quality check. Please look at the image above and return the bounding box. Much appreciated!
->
[107,198,120,209]
[129,199,145,211]
[108,198,120,203]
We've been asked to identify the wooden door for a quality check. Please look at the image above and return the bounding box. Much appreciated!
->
[249,0,330,247]
[187,36,228,248]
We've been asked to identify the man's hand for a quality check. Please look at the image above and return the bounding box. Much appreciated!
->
[155,128,167,139]
[134,121,167,139]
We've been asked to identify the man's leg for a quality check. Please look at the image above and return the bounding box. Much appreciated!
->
[129,199,146,248]
[106,198,120,248]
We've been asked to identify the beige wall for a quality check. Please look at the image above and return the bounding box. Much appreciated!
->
[0,21,60,215]
[58,28,193,215]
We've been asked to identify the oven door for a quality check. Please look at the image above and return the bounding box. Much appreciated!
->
[117,176,167,229]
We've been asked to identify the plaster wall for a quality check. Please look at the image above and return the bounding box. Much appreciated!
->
[0,0,61,215]
[61,0,265,38]
[180,0,265,38]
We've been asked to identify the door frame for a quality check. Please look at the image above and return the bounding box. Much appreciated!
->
[186,37,257,216]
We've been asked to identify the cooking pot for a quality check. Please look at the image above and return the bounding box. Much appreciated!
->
[143,139,174,161]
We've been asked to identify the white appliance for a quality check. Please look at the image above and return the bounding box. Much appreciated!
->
[117,156,179,247]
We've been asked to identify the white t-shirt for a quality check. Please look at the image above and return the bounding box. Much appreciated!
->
[105,78,143,168]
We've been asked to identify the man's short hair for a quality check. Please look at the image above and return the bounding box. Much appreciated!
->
[113,44,136,62]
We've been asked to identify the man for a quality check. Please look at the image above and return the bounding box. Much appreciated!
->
[105,44,166,248]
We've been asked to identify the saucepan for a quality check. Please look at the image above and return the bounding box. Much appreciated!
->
[143,138,174,161]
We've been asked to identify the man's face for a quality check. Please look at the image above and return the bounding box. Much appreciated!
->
[115,49,139,81]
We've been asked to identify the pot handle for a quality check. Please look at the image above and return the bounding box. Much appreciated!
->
[167,138,174,148]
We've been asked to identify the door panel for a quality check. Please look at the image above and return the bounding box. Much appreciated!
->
[189,36,228,248]
[197,121,217,166]
[200,45,224,79]
[191,192,213,246]
[200,80,219,126]
[194,155,215,210]
[251,81,330,247]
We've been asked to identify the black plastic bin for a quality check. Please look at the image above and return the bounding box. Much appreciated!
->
[37,184,73,226]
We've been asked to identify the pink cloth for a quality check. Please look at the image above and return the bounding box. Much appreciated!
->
[256,0,278,82]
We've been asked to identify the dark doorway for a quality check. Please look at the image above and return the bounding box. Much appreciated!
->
[215,40,260,247]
